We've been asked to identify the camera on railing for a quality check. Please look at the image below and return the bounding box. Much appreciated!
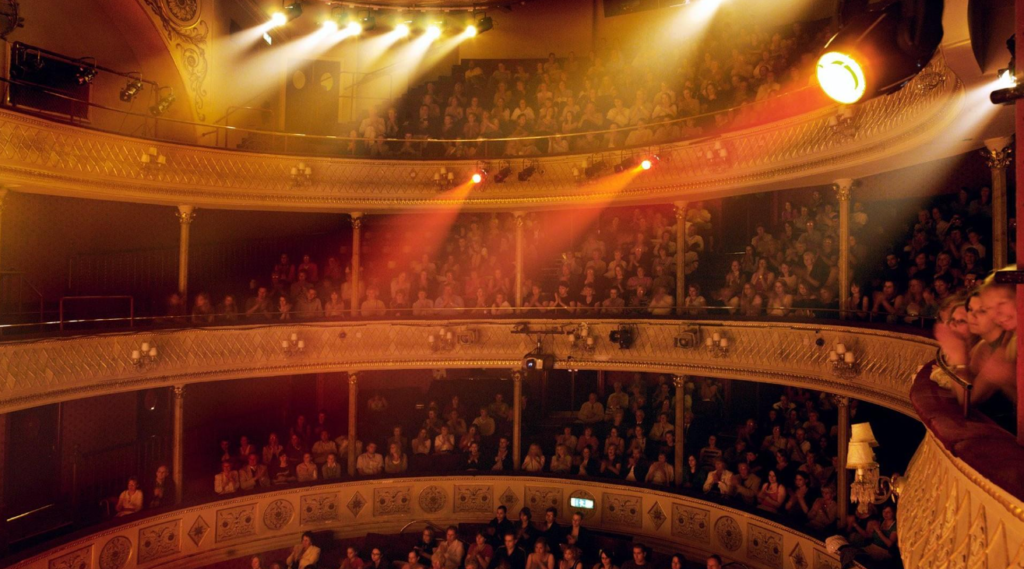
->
[457,329,479,345]
[674,327,701,349]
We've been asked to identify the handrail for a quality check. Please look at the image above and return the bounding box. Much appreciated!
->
[0,74,826,151]
[0,271,44,329]
[58,295,134,332]
[399,519,444,534]
[934,347,973,418]
[9,41,161,88]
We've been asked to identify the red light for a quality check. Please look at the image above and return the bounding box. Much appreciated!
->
[471,172,483,184]
[640,159,652,170]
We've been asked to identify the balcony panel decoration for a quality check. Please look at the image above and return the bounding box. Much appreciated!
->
[8,476,851,569]
[0,55,960,212]
[0,319,935,415]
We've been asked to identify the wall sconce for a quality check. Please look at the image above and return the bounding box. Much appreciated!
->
[428,327,456,352]
[828,343,859,378]
[291,162,312,186]
[131,342,158,368]
[433,167,455,190]
[567,323,596,353]
[704,332,729,357]
[281,333,305,356]
[828,106,857,140]
[703,142,729,168]
[847,423,902,516]
[140,147,166,170]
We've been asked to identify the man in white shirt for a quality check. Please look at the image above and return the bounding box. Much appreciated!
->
[606,98,630,128]
[438,525,465,569]
[703,458,733,495]
[360,287,387,318]
[287,532,322,569]
[356,442,384,476]
[238,453,270,490]
[214,461,239,495]
[577,393,605,423]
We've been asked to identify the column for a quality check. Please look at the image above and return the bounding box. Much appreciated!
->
[514,212,525,309]
[674,202,687,315]
[347,372,358,476]
[673,375,686,485]
[350,213,363,314]
[983,137,1013,269]
[176,205,196,298]
[0,188,8,273]
[512,370,523,471]
[835,396,851,523]
[834,179,853,316]
[172,385,185,505]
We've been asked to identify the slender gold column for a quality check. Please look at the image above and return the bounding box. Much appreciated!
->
[512,370,523,471]
[348,372,358,476]
[982,137,1013,269]
[674,202,687,315]
[172,384,185,505]
[836,396,850,523]
[834,179,853,316]
[0,188,8,273]
[514,212,524,309]
[350,213,363,313]
[673,375,686,485]
[176,205,196,298]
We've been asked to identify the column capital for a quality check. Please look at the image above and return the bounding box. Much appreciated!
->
[513,212,525,227]
[981,137,1013,169]
[672,374,687,388]
[176,205,196,225]
[173,384,185,398]
[511,370,523,382]
[673,201,688,220]
[0,187,9,213]
[833,179,855,202]
[830,394,850,408]
[351,212,364,229]
[348,372,359,385]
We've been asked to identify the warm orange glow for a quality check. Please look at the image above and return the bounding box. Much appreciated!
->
[640,159,652,170]
[817,51,866,104]
[471,172,483,184]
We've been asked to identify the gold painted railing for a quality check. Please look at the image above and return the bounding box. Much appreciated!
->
[0,319,935,415]
[9,476,850,569]
[0,56,961,212]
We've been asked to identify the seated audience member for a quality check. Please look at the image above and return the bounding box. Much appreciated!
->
[494,532,527,569]
[262,433,283,465]
[115,477,144,517]
[415,528,437,566]
[784,472,813,521]
[621,544,651,569]
[600,445,622,478]
[522,443,547,472]
[295,287,323,319]
[287,532,321,569]
[439,525,466,569]
[757,470,787,513]
[863,505,899,560]
[295,452,319,482]
[474,408,497,437]
[806,485,839,532]
[465,442,486,470]
[492,437,514,471]
[645,452,673,486]
[434,425,456,453]
[341,547,365,569]
[271,452,294,485]
[404,551,426,569]
[148,465,174,509]
[239,453,270,490]
[728,462,762,506]
[703,458,733,495]
[357,442,384,476]
[413,429,433,455]
[575,446,597,477]
[623,448,649,482]
[550,444,573,474]
[487,506,515,547]
[527,538,556,569]
[322,453,343,480]
[577,393,605,423]
[469,532,494,569]
[311,430,338,465]
[385,443,408,474]
[215,460,239,495]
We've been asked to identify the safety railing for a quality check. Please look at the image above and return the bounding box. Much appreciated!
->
[933,347,973,418]
[58,295,134,331]
[0,74,829,160]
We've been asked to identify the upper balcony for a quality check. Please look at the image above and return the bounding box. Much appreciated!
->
[0,54,964,213]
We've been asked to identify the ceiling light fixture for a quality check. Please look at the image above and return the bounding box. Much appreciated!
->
[119,74,144,103]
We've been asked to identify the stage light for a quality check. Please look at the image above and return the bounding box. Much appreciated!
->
[997,68,1017,89]
[614,156,635,173]
[816,0,943,105]
[395,23,410,37]
[640,155,659,170]
[517,164,536,182]
[426,24,442,39]
[270,12,287,27]
[75,65,97,85]
[494,163,512,183]
[609,325,635,350]
[360,13,376,31]
[471,169,487,184]
[323,19,339,33]
[346,21,362,35]
[464,25,477,38]
[640,159,653,170]
[150,89,175,116]
[474,14,493,34]
[817,52,866,104]
[119,76,144,102]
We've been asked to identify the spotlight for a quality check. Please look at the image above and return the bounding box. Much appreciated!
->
[323,19,339,33]
[517,163,536,182]
[614,156,636,173]
[346,21,363,35]
[395,23,411,37]
[471,169,487,184]
[75,65,97,86]
[474,14,493,34]
[119,76,144,103]
[816,0,943,104]
[359,11,377,31]
[640,155,659,170]
[426,24,442,39]
[991,35,1021,104]
[270,12,287,27]
[494,162,512,183]
[282,2,302,22]
[464,25,478,38]
[608,325,635,350]
[150,88,175,116]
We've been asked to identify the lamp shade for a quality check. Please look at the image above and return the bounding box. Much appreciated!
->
[850,423,879,447]
[846,442,877,469]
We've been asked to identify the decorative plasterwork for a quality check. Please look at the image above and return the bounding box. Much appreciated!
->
[0,55,962,212]
[0,319,934,415]
[138,0,209,120]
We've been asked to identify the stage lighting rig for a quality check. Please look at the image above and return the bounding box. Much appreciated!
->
[493,161,512,183]
[518,159,540,181]
[991,35,1024,105]
[150,88,176,116]
[75,58,97,85]
[609,324,635,350]
[470,163,488,184]
[816,0,943,104]
[119,74,144,103]
[282,2,302,22]
[474,13,493,35]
